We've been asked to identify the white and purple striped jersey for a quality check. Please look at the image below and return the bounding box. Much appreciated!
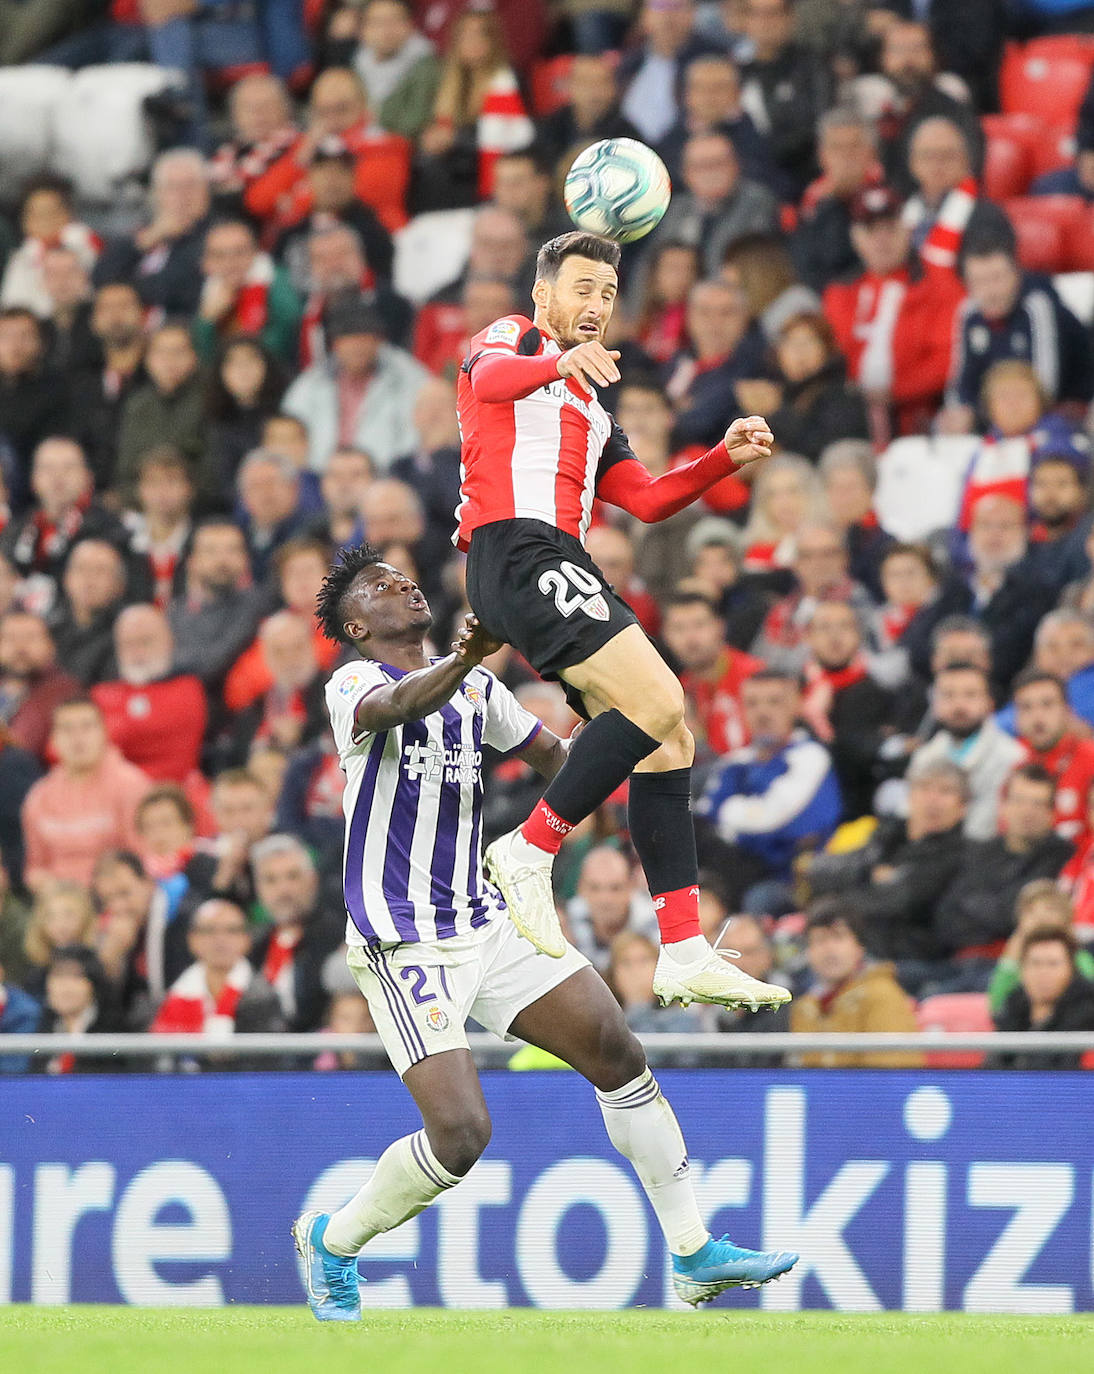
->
[326,658,542,946]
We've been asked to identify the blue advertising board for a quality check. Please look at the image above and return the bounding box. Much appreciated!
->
[1,1070,1092,1311]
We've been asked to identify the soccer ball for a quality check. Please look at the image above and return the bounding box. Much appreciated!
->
[563,138,672,244]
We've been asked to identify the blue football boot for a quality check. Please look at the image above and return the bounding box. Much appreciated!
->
[291,1210,362,1321]
[672,1235,799,1306]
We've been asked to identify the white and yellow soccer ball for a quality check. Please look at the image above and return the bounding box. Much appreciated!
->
[563,137,672,244]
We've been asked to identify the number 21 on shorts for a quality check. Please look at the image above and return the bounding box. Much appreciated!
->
[538,560,610,621]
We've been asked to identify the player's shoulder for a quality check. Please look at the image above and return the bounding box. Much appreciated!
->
[470,314,536,351]
[325,659,390,703]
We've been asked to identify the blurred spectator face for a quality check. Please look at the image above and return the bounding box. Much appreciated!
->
[239,455,299,528]
[1030,460,1086,528]
[822,461,873,527]
[764,466,812,533]
[686,280,747,360]
[188,899,251,973]
[308,227,366,294]
[909,119,970,202]
[261,613,318,691]
[278,545,329,614]
[32,438,91,515]
[92,283,144,349]
[0,312,42,375]
[452,12,494,66]
[320,448,373,516]
[720,915,772,980]
[39,886,93,948]
[95,858,153,924]
[361,480,425,546]
[249,742,289,800]
[643,0,696,52]
[881,549,935,608]
[611,933,659,1008]
[51,702,108,773]
[1015,679,1070,752]
[567,55,618,124]
[793,526,848,596]
[515,682,576,737]
[263,415,310,469]
[230,74,292,142]
[189,524,250,595]
[652,244,699,306]
[137,795,194,857]
[221,340,268,407]
[741,676,798,748]
[584,526,635,588]
[463,279,518,338]
[468,209,528,281]
[331,327,382,378]
[616,385,674,447]
[806,601,861,669]
[412,377,460,448]
[41,248,89,312]
[309,69,368,137]
[203,222,258,294]
[983,367,1042,437]
[146,326,198,395]
[1020,935,1073,1007]
[698,887,729,942]
[0,554,20,618]
[663,597,724,672]
[63,541,125,619]
[361,0,413,58]
[578,848,634,944]
[682,135,738,206]
[212,777,273,844]
[963,251,1021,322]
[931,627,991,676]
[850,214,910,275]
[137,458,194,524]
[777,320,828,384]
[690,541,739,593]
[882,22,935,95]
[254,845,319,926]
[1001,773,1055,847]
[932,668,993,738]
[684,58,740,126]
[907,768,967,836]
[743,0,792,59]
[805,917,863,984]
[1036,617,1094,680]
[0,612,55,678]
[309,155,357,213]
[327,991,375,1033]
[968,495,1026,575]
[492,156,550,225]
[46,957,95,1020]
[22,188,70,241]
[153,154,210,232]
[115,605,174,685]
[818,119,875,196]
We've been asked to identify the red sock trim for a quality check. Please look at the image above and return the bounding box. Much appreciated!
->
[520,800,573,855]
[654,885,701,944]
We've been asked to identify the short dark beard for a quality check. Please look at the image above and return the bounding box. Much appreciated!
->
[943,717,983,741]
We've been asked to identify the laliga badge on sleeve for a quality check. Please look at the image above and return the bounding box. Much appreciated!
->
[485,318,521,346]
[338,672,368,700]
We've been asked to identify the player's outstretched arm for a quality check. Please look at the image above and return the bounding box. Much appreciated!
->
[354,615,502,732]
[517,721,580,781]
[722,415,774,465]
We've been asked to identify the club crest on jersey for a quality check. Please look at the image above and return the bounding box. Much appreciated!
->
[338,672,369,700]
[462,684,485,713]
[485,318,520,346]
[580,593,611,622]
[425,1006,450,1032]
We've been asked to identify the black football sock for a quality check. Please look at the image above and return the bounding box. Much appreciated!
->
[627,769,702,943]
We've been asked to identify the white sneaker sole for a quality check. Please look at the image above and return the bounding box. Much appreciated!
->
[674,1266,792,1306]
[484,838,566,959]
[653,972,792,1011]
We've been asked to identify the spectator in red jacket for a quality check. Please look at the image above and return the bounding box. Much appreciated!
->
[245,68,411,236]
[1013,668,1094,847]
[91,604,207,788]
[412,275,517,378]
[662,590,764,760]
[823,182,965,440]
[0,611,80,760]
[208,74,300,214]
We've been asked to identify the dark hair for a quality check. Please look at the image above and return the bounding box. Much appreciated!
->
[93,848,147,882]
[535,231,621,283]
[274,535,333,577]
[52,694,102,724]
[20,173,74,215]
[619,373,672,406]
[1004,761,1056,797]
[745,667,800,690]
[930,614,991,652]
[136,444,194,482]
[664,590,719,616]
[192,514,246,543]
[1020,924,1077,963]
[206,335,287,421]
[315,542,385,644]
[47,943,109,1001]
[881,541,937,578]
[934,659,991,686]
[136,783,196,829]
[1012,667,1068,701]
[0,305,41,333]
[805,897,864,945]
[204,216,257,245]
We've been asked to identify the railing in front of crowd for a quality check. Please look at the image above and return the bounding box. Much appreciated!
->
[2,1031,1093,1067]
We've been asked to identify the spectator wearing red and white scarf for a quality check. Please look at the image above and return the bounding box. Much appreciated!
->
[0,180,101,319]
[208,74,300,211]
[191,220,302,366]
[249,835,344,1032]
[662,591,764,761]
[151,898,284,1038]
[1013,669,1094,847]
[902,118,1009,276]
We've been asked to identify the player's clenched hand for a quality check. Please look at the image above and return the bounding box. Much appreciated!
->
[556,342,621,396]
[452,613,502,667]
[723,414,774,466]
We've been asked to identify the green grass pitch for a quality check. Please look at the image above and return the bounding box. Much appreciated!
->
[3,1308,1091,1374]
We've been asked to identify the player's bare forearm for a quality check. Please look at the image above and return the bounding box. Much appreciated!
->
[354,615,501,732]
[519,728,568,780]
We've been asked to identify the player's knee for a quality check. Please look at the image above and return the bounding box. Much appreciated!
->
[630,682,685,743]
[592,1018,648,1092]
[429,1106,493,1177]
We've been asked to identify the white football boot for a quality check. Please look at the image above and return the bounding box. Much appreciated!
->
[653,921,793,1011]
[484,828,566,958]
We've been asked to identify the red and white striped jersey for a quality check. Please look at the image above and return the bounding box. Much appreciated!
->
[454,315,615,549]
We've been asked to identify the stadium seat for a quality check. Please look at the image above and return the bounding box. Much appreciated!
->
[393,207,477,304]
[1054,270,1094,323]
[1004,196,1086,272]
[530,55,575,116]
[982,128,1032,201]
[1000,39,1094,126]
[917,993,994,1069]
[874,436,978,542]
[0,65,72,185]
[1064,210,1094,271]
[1029,126,1077,181]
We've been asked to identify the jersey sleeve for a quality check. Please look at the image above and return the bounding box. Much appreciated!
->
[595,422,740,523]
[480,672,543,755]
[325,661,391,756]
[462,316,561,401]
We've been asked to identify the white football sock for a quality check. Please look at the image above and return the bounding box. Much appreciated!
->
[661,935,710,962]
[322,1130,460,1257]
[596,1068,709,1257]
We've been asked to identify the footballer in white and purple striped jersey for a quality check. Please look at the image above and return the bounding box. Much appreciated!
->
[325,659,542,947]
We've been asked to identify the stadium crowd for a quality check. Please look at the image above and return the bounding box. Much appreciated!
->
[4,0,1094,1073]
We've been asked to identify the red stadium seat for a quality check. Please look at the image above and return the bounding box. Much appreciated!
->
[1005,199,1068,271]
[1000,39,1094,126]
[1029,125,1077,181]
[1064,209,1094,270]
[530,55,574,116]
[917,993,994,1069]
[983,129,1032,201]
